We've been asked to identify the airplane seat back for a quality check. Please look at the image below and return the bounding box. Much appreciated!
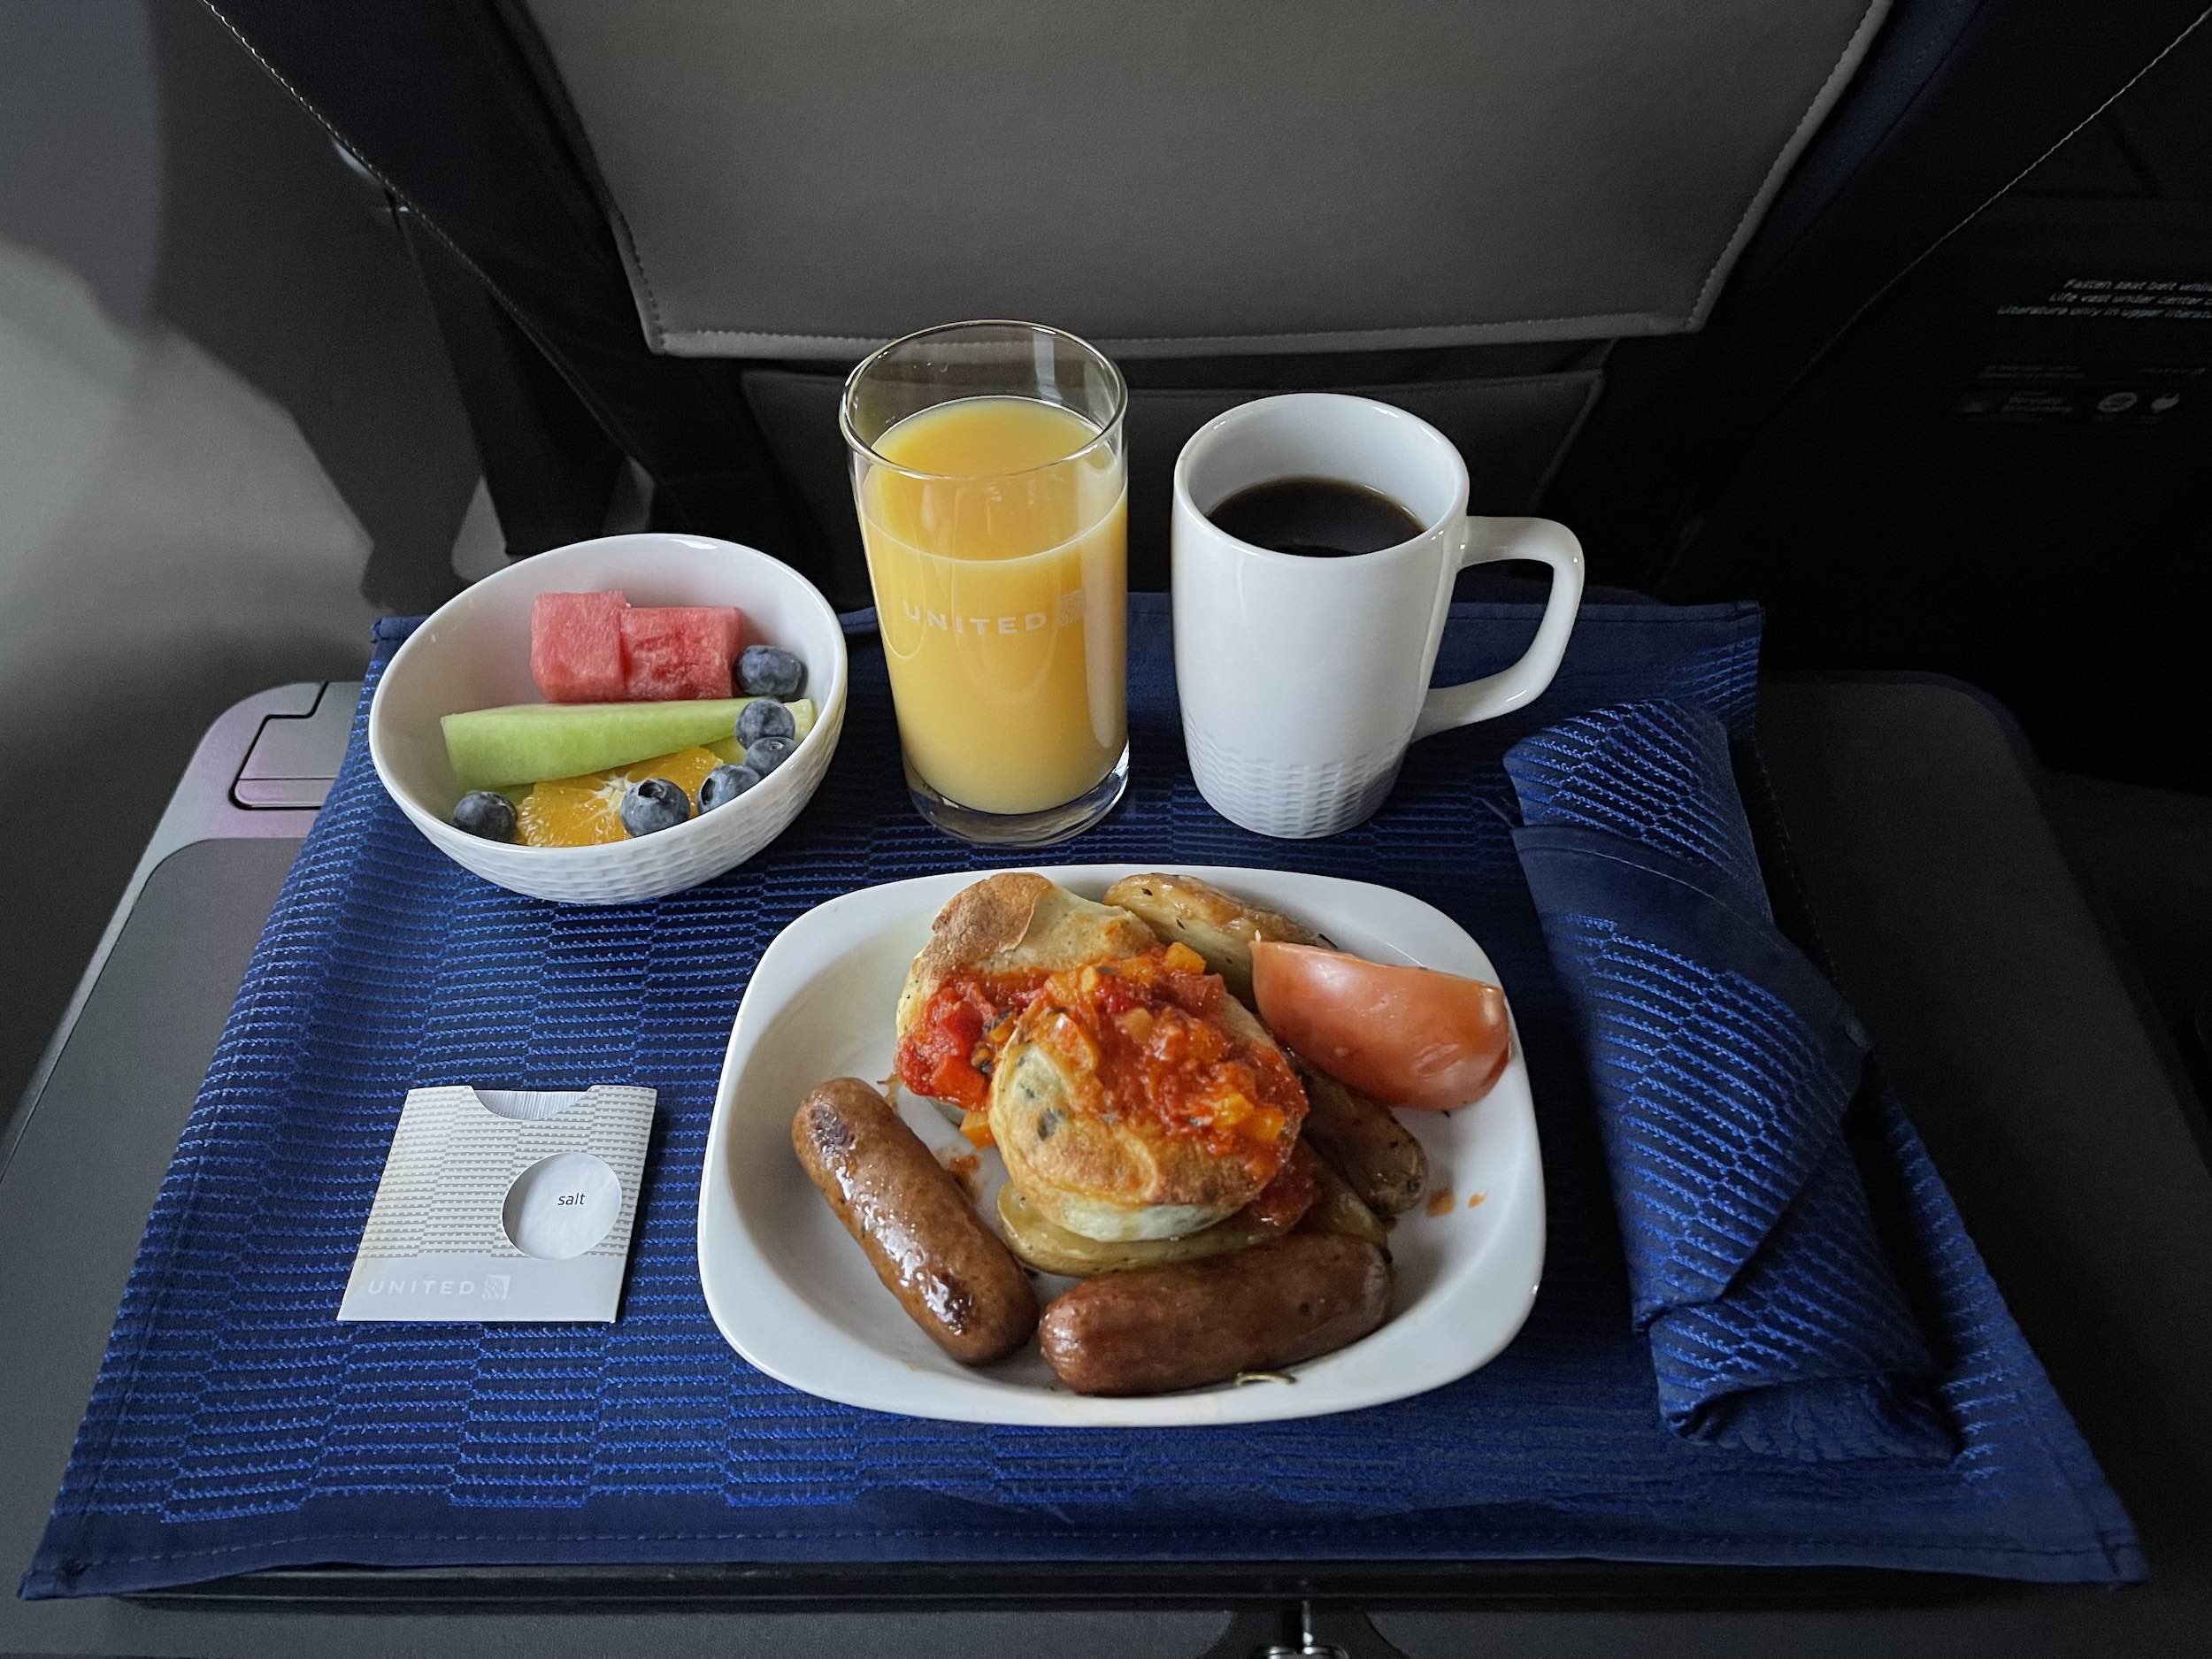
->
[508,0,1886,597]
[203,0,2210,605]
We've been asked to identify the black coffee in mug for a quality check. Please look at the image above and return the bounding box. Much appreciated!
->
[1206,477,1426,557]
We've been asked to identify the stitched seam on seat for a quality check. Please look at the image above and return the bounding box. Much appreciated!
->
[1532,366,1608,503]
[499,0,669,349]
[1775,4,2212,405]
[1687,0,1894,327]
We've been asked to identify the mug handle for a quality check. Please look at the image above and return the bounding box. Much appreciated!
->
[1411,516,1586,741]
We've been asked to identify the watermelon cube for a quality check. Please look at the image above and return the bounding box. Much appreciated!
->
[618,605,742,700]
[530,590,628,703]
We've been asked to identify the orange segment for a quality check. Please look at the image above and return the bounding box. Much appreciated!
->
[512,745,724,848]
[608,745,725,800]
[516,780,627,848]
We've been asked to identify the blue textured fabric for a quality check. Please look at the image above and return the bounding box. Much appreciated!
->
[25,598,2140,1598]
[1508,702,1950,1462]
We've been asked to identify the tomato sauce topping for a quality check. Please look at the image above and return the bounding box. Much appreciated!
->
[1027,942,1309,1183]
[897,944,1310,1187]
[895,968,1048,1113]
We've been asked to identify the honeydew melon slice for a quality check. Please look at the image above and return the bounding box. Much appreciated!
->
[444,697,760,788]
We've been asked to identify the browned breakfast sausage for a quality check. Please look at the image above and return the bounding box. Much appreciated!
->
[791,1078,1037,1364]
[1037,1233,1390,1395]
[1294,1060,1429,1216]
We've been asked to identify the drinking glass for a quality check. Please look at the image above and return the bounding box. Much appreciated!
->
[841,320,1129,846]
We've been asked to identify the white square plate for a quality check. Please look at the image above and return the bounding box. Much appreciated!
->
[697,865,1546,1426]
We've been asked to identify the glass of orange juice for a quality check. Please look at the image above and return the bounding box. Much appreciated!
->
[841,320,1129,846]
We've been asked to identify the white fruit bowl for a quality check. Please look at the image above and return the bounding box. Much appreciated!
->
[369,534,847,905]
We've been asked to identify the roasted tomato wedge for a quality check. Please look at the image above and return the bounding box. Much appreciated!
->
[1249,941,1509,1110]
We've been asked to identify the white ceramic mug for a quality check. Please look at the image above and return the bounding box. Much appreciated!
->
[1172,394,1585,838]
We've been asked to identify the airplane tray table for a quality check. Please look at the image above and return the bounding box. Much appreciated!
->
[4,664,2210,1657]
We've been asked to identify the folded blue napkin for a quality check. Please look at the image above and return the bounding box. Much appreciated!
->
[1508,699,1953,1461]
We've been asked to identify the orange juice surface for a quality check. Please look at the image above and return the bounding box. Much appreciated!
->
[859,397,1126,814]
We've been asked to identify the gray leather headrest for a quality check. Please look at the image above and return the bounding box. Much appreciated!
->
[522,1,1888,359]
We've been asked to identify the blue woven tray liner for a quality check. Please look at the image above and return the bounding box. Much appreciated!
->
[25,596,2139,1596]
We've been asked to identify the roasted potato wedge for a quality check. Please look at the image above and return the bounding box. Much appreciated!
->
[998,1141,1353,1274]
[997,1183,1278,1276]
[1298,1142,1390,1249]
[1102,872,1331,1005]
[1294,1060,1429,1216]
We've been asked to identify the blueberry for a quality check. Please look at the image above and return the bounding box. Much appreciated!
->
[743,734,797,774]
[737,644,805,699]
[451,790,517,842]
[736,698,797,746]
[618,777,692,836]
[698,763,763,812]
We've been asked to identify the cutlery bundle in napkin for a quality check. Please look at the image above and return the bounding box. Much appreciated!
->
[1508,699,1952,1461]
